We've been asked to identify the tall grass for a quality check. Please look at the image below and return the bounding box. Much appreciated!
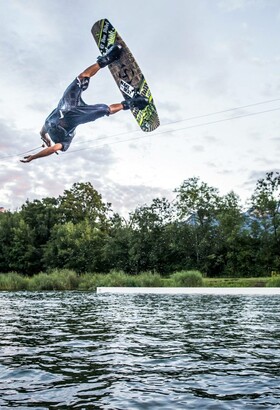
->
[78,271,136,291]
[204,277,269,287]
[0,272,28,291]
[266,276,280,287]
[0,270,164,291]
[136,272,163,287]
[170,270,204,287]
[0,270,274,291]
[78,270,163,291]
[28,269,79,291]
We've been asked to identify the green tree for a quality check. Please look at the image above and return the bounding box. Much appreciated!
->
[211,191,245,276]
[128,198,175,274]
[9,218,38,274]
[102,214,133,273]
[250,172,280,240]
[249,171,280,272]
[175,177,220,224]
[0,211,18,272]
[58,182,111,227]
[174,177,221,274]
[21,197,60,245]
[43,219,106,273]
[0,212,38,274]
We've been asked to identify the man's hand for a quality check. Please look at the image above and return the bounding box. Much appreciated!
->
[20,143,63,163]
[20,155,33,163]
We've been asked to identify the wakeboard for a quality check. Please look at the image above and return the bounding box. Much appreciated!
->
[91,19,160,132]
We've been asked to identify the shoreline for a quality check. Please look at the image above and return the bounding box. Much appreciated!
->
[97,287,280,295]
[0,271,279,292]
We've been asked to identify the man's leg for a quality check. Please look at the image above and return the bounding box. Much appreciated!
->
[62,96,149,131]
[109,103,124,114]
[79,44,123,79]
[109,95,150,115]
[78,63,101,79]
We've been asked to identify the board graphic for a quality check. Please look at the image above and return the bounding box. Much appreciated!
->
[92,19,160,132]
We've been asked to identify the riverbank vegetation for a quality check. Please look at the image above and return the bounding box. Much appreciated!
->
[0,270,277,291]
[0,172,279,283]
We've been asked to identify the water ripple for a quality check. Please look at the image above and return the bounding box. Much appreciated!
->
[0,292,280,409]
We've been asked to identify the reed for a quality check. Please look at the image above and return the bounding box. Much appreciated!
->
[0,272,28,291]
[28,269,79,291]
[78,270,162,290]
[0,270,274,291]
[266,276,280,287]
[203,277,269,288]
[170,270,204,287]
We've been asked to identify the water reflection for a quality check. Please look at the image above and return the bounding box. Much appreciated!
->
[0,292,280,409]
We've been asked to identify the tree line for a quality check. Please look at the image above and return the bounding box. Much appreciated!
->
[0,172,279,277]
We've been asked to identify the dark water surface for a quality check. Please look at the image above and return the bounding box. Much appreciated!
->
[0,292,280,409]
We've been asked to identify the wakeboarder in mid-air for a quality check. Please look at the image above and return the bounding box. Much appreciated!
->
[20,45,148,163]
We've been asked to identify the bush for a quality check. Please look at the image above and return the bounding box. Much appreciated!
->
[100,270,138,287]
[136,271,163,287]
[78,270,163,290]
[78,271,135,290]
[0,272,28,291]
[78,273,100,291]
[50,269,79,289]
[171,270,204,287]
[28,269,79,291]
[266,276,280,287]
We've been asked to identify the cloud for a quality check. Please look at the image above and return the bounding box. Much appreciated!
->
[0,0,280,217]
[203,135,219,144]
[0,120,119,210]
[0,120,39,162]
[196,67,231,98]
[192,144,205,152]
[0,121,19,153]
[206,161,218,169]
[0,172,175,216]
[0,129,175,216]
[217,168,233,175]
[251,56,280,66]
[241,168,280,193]
[0,164,33,210]
[99,181,173,216]
[254,157,278,166]
[218,0,267,12]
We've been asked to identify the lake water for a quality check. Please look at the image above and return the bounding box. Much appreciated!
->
[0,292,280,409]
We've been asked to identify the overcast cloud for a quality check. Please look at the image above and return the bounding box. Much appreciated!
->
[0,0,279,215]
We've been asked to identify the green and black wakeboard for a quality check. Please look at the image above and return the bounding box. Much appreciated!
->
[92,18,160,132]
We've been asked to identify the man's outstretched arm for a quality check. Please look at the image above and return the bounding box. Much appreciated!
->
[20,143,63,163]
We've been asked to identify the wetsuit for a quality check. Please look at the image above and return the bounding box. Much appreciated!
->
[44,77,110,151]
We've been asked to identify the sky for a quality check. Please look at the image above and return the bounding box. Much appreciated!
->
[0,0,279,216]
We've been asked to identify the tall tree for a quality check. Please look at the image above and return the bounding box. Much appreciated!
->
[128,198,175,274]
[58,182,111,227]
[21,197,59,245]
[174,177,221,273]
[250,172,280,272]
[102,214,133,273]
[0,212,19,272]
[174,177,220,224]
[43,219,106,272]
